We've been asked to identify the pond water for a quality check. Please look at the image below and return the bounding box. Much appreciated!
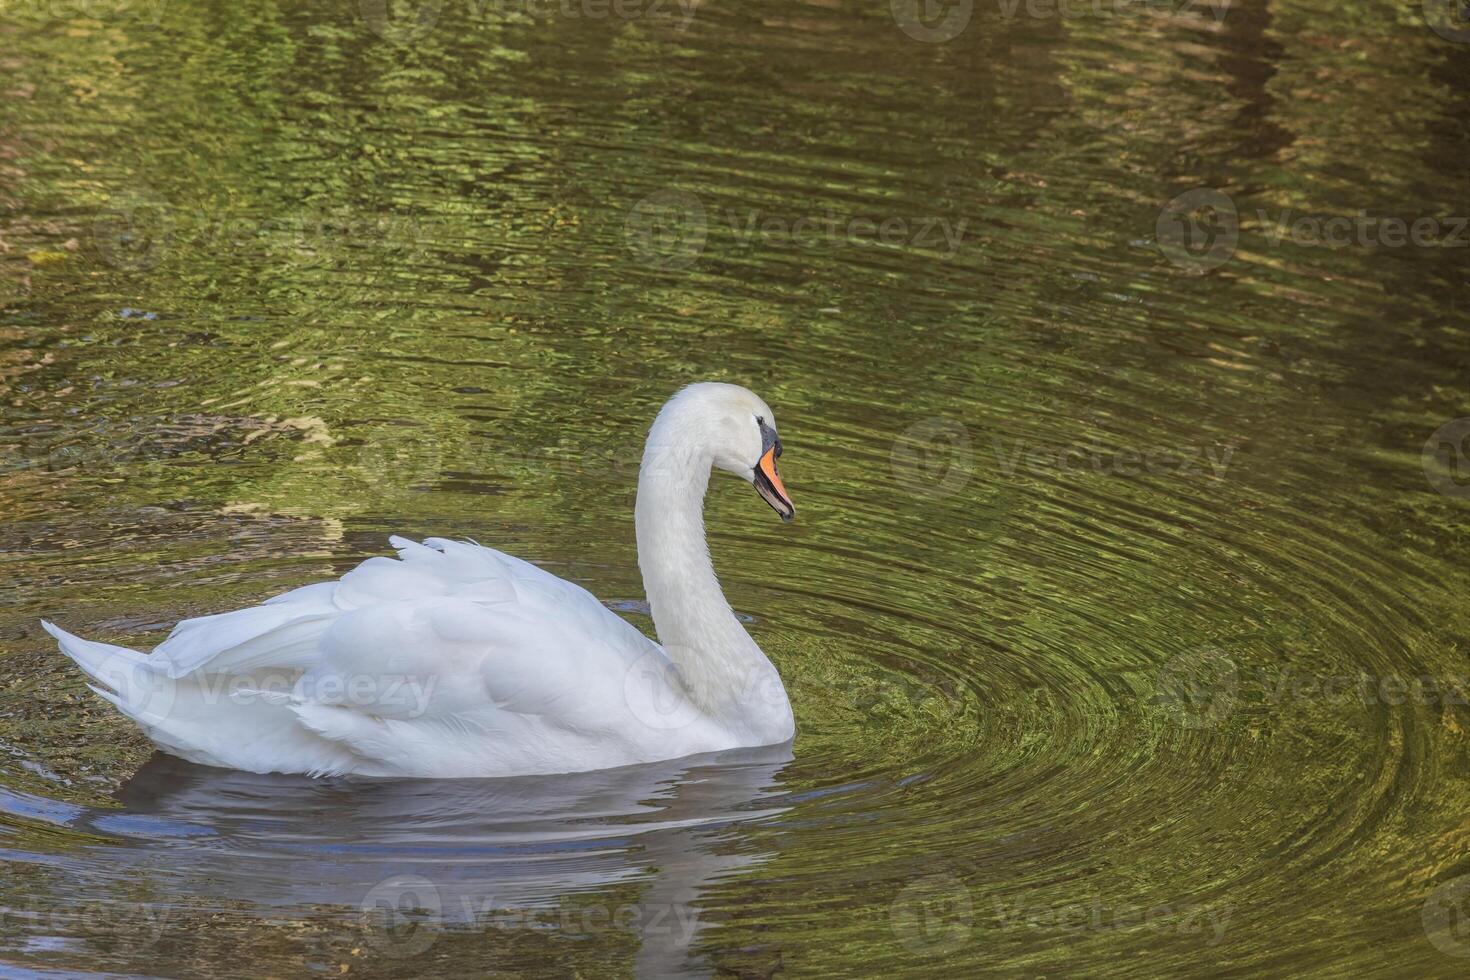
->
[1,0,1469,976]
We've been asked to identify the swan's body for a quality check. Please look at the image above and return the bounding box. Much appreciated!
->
[44,383,797,778]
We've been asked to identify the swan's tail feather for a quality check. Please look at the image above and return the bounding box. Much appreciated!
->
[43,620,171,726]
[43,620,146,687]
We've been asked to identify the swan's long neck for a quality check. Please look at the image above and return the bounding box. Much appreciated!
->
[634,430,792,742]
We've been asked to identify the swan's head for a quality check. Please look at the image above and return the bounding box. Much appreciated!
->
[647,382,795,522]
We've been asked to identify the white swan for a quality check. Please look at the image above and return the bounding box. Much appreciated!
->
[43,383,797,778]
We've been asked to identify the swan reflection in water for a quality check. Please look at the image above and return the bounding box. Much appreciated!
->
[85,743,793,975]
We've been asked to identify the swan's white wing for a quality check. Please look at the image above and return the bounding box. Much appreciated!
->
[69,537,672,777]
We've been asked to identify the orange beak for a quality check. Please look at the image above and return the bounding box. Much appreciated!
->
[754,444,794,522]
